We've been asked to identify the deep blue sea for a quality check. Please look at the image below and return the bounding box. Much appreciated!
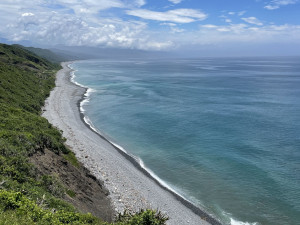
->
[71,57,300,225]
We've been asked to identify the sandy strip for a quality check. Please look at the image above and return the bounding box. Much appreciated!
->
[42,62,221,225]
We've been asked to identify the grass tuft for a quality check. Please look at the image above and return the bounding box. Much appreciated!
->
[63,151,80,168]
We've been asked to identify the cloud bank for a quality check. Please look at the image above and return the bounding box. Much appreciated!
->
[0,0,299,54]
[126,9,207,23]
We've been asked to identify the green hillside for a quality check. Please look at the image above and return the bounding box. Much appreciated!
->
[12,45,74,63]
[0,43,167,224]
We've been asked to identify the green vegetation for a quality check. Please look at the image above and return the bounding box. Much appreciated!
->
[13,45,74,64]
[0,190,100,225]
[0,190,168,225]
[0,43,168,224]
[116,210,168,225]
[63,151,80,168]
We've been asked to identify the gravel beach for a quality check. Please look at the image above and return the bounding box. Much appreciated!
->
[42,62,220,225]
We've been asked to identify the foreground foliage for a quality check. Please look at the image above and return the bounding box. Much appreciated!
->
[0,43,167,224]
[0,190,168,225]
[0,190,99,224]
[116,210,168,225]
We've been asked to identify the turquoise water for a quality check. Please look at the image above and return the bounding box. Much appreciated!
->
[71,57,300,225]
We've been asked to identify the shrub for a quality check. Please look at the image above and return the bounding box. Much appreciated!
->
[116,209,168,225]
[0,190,101,224]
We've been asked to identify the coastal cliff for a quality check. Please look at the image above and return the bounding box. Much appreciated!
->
[0,44,168,225]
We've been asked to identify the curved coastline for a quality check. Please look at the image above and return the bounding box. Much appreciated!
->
[70,62,222,225]
[43,61,222,225]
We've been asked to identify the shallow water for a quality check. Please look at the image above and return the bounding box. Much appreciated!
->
[71,57,300,225]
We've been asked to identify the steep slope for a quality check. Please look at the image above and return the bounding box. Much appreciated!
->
[0,43,113,224]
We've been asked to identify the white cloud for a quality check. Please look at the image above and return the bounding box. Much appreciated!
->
[196,23,300,45]
[226,11,246,17]
[22,12,35,17]
[0,1,170,50]
[170,27,184,33]
[168,0,183,4]
[133,0,146,7]
[265,5,279,9]
[201,24,218,29]
[61,0,126,16]
[0,0,300,53]
[160,22,177,27]
[238,11,246,16]
[3,7,176,50]
[264,0,298,10]
[61,0,124,11]
[242,17,263,26]
[0,0,172,50]
[160,22,184,33]
[126,8,207,23]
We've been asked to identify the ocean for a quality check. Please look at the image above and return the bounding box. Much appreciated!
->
[70,57,300,225]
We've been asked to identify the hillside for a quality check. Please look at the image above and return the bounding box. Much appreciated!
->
[0,44,168,224]
[12,45,78,63]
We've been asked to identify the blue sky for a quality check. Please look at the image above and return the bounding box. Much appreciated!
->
[0,0,299,56]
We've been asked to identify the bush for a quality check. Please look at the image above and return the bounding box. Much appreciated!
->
[0,190,101,224]
[116,209,168,225]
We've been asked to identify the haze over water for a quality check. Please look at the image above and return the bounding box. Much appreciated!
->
[71,57,300,225]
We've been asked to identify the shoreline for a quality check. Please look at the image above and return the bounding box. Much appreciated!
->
[43,61,222,225]
[76,81,222,225]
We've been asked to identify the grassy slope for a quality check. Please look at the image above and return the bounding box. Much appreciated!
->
[13,45,71,64]
[0,44,167,224]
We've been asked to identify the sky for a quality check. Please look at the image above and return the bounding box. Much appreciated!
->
[0,0,300,56]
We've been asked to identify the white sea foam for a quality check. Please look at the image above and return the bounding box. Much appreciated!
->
[109,142,128,154]
[80,88,96,112]
[137,157,204,211]
[68,63,96,113]
[230,218,258,225]
[67,64,73,70]
[83,115,102,134]
[70,71,86,88]
[221,211,258,225]
[68,63,87,89]
[139,158,174,190]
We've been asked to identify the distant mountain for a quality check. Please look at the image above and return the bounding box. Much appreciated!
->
[51,45,174,60]
[13,44,79,63]
[50,47,87,61]
[8,44,175,63]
